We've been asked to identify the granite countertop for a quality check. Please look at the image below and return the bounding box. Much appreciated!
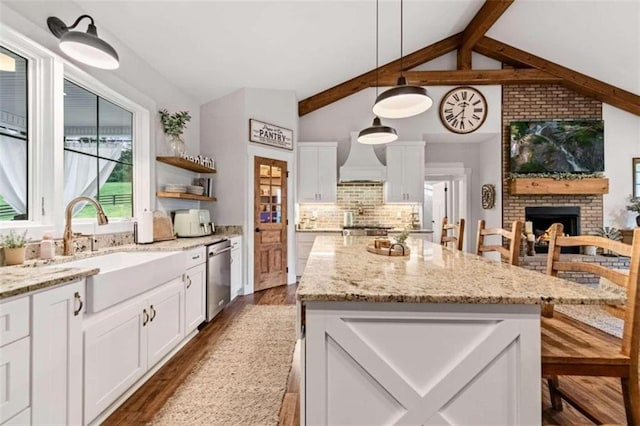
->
[296,228,343,233]
[296,235,625,305]
[0,233,240,300]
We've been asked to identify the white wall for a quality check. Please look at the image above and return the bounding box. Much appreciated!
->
[200,88,298,294]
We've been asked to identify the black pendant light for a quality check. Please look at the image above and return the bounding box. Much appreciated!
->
[358,0,398,145]
[372,0,432,119]
[48,15,119,70]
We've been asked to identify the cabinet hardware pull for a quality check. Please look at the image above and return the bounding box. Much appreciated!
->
[230,257,234,264]
[191,255,200,260]
[186,276,192,288]
[150,305,157,322]
[142,308,149,326]
[73,292,83,316]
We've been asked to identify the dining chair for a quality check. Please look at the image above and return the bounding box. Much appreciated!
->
[440,217,465,251]
[542,222,640,425]
[475,220,524,266]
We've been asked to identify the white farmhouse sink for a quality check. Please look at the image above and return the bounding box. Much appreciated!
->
[54,251,185,313]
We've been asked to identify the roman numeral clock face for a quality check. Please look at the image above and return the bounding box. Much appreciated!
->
[439,87,487,134]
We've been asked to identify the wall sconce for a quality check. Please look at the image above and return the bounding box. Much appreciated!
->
[47,15,119,70]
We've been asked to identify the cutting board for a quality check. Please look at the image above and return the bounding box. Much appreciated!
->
[153,212,176,241]
[366,243,410,257]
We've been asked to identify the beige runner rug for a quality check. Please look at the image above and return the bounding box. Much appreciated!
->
[151,305,297,426]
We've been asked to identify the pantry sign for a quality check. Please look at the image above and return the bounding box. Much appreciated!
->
[249,119,293,150]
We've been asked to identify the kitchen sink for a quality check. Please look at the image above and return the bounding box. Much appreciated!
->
[51,251,185,313]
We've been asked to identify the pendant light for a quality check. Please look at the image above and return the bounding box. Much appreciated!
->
[372,0,432,119]
[47,15,119,70]
[358,0,398,145]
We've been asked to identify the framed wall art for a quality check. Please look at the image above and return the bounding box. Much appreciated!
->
[249,119,293,150]
[481,184,496,209]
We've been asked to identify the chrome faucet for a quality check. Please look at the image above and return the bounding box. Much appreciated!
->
[63,196,109,256]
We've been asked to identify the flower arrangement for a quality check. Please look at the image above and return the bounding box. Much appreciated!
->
[158,109,191,137]
[626,195,640,213]
[1,230,31,248]
[394,227,411,245]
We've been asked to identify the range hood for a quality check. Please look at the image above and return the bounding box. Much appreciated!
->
[339,132,386,182]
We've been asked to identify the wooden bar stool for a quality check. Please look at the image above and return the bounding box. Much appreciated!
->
[475,220,524,266]
[440,217,465,251]
[541,222,640,425]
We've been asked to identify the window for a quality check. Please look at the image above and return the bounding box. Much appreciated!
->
[633,158,640,198]
[63,79,133,219]
[0,46,28,221]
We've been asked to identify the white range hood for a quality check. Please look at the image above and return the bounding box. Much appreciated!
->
[339,132,386,182]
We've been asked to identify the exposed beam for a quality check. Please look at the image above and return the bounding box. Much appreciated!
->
[475,36,640,116]
[374,69,562,86]
[298,33,463,116]
[458,0,514,70]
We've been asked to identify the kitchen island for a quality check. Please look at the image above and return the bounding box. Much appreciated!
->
[296,235,623,426]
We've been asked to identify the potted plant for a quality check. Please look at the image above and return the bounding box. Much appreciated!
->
[158,109,192,156]
[1,230,31,265]
[626,195,640,226]
[594,226,622,256]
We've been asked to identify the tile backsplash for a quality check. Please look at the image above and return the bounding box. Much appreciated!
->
[298,183,420,229]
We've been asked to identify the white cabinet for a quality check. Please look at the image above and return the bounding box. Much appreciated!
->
[298,142,337,203]
[230,236,243,300]
[0,297,30,425]
[83,278,184,423]
[184,246,206,335]
[385,141,425,203]
[296,232,325,276]
[32,280,84,425]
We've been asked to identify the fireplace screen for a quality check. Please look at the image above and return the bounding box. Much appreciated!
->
[525,207,580,254]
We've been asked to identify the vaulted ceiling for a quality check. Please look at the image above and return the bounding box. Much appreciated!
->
[4,0,639,112]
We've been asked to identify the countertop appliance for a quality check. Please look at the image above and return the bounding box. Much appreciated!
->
[174,209,214,237]
[342,225,391,237]
[206,239,231,321]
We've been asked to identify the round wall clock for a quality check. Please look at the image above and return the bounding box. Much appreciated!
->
[439,86,487,134]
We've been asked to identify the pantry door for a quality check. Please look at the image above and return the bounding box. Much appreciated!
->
[254,157,288,291]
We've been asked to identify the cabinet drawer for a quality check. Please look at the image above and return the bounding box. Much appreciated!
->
[230,236,241,250]
[0,337,30,424]
[184,246,206,269]
[0,297,29,347]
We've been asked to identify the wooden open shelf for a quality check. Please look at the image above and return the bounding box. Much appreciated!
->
[156,156,216,173]
[156,192,217,202]
[509,177,609,195]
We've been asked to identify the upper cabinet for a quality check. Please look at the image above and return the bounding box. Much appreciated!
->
[298,142,337,203]
[385,142,425,203]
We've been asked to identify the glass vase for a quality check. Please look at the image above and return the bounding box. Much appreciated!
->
[168,134,185,157]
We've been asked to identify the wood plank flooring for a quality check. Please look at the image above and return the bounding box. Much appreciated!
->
[104,284,629,425]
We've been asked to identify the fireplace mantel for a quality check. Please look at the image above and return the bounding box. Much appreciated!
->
[509,177,609,195]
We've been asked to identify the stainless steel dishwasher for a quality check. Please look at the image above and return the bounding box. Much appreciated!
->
[207,239,231,321]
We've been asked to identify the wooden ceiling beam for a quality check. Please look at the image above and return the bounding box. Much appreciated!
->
[374,69,561,86]
[457,0,514,70]
[298,33,463,116]
[475,36,640,116]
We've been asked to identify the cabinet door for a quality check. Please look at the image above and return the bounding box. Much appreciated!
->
[84,299,147,423]
[403,145,425,203]
[185,263,206,334]
[231,246,242,299]
[298,146,319,202]
[147,278,185,367]
[385,146,405,203]
[316,146,337,202]
[32,280,84,426]
[0,337,29,424]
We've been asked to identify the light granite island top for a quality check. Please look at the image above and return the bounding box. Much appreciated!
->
[297,235,624,425]
[296,235,624,305]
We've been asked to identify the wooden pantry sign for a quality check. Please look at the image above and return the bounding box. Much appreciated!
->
[249,119,293,150]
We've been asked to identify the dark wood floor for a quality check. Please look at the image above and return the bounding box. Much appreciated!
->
[104,284,629,425]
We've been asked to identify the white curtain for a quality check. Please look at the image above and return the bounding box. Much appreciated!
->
[64,141,122,216]
[0,134,27,214]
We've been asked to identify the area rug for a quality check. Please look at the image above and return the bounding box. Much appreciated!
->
[150,305,297,426]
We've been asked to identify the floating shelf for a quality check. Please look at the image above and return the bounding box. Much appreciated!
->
[156,192,217,202]
[156,156,216,173]
[509,178,609,195]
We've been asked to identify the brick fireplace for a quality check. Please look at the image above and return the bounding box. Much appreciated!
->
[502,84,603,237]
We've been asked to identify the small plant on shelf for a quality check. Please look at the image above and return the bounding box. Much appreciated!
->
[1,229,30,248]
[394,227,410,245]
[626,195,640,226]
[159,109,191,156]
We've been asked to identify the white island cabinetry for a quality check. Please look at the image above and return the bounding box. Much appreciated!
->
[298,142,337,203]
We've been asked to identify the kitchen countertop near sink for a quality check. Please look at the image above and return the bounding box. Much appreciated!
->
[0,232,240,300]
[296,228,343,233]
